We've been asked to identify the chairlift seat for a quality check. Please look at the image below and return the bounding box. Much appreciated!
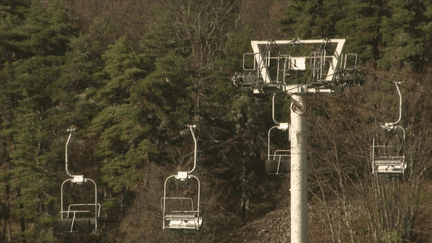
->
[266,150,290,174]
[162,175,202,232]
[57,218,92,234]
[373,157,406,174]
[164,211,202,230]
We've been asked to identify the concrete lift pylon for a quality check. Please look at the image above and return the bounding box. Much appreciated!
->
[232,38,364,242]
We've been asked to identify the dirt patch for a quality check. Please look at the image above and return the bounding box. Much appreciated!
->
[217,181,432,242]
[217,205,339,243]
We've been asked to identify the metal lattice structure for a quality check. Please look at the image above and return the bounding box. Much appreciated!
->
[232,38,365,243]
[232,39,364,96]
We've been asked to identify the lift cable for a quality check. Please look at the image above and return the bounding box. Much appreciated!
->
[316,93,399,120]
[362,70,432,96]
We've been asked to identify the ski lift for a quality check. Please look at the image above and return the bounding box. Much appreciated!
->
[57,128,101,234]
[371,82,407,175]
[231,39,364,96]
[161,125,202,233]
[266,94,290,174]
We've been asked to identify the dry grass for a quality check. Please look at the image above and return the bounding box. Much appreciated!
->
[214,179,432,243]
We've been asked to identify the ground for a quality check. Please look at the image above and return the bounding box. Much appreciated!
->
[217,180,432,243]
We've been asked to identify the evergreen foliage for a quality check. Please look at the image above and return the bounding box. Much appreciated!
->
[279,0,432,70]
[0,1,78,241]
[334,0,383,62]
[378,0,430,69]
[279,0,344,39]
[0,0,431,242]
[0,0,31,63]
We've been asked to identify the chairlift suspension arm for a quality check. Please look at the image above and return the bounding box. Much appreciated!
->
[271,93,291,128]
[383,82,402,129]
[272,94,279,124]
[394,82,403,125]
[65,128,76,178]
[188,125,197,174]
[268,126,279,158]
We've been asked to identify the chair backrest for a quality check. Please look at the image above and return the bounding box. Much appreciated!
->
[162,174,201,231]
[59,178,99,233]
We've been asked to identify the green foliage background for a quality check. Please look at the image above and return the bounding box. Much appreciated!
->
[0,0,431,242]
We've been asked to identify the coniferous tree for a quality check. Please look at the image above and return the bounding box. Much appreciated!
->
[88,35,150,211]
[89,35,194,213]
[378,0,431,70]
[0,0,31,65]
[334,0,385,63]
[279,0,344,39]
[279,0,432,70]
[0,1,77,241]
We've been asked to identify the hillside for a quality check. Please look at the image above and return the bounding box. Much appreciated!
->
[218,181,432,243]
[0,1,432,242]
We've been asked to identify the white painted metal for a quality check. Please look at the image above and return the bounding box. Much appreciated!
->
[188,125,197,174]
[60,129,100,234]
[175,125,197,180]
[60,178,100,232]
[372,82,406,175]
[161,125,202,232]
[250,40,340,242]
[237,38,358,242]
[290,57,306,70]
[384,82,402,128]
[250,39,346,84]
[162,174,202,231]
[65,128,82,178]
[290,93,307,243]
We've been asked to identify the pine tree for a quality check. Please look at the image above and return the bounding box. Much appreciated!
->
[89,35,165,212]
[204,23,284,224]
[0,1,77,241]
[378,0,430,70]
[279,0,344,39]
[334,0,385,63]
[0,0,32,65]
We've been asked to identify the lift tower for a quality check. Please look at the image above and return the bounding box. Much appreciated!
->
[232,39,364,242]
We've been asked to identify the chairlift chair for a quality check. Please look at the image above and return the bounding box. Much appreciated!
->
[57,129,101,234]
[266,94,291,174]
[266,125,290,174]
[58,177,101,234]
[371,82,407,175]
[161,125,202,233]
[371,125,406,175]
[161,173,202,233]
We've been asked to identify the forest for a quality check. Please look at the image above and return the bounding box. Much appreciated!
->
[0,0,432,242]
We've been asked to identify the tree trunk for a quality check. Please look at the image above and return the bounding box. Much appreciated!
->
[240,165,249,225]
[19,196,25,243]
